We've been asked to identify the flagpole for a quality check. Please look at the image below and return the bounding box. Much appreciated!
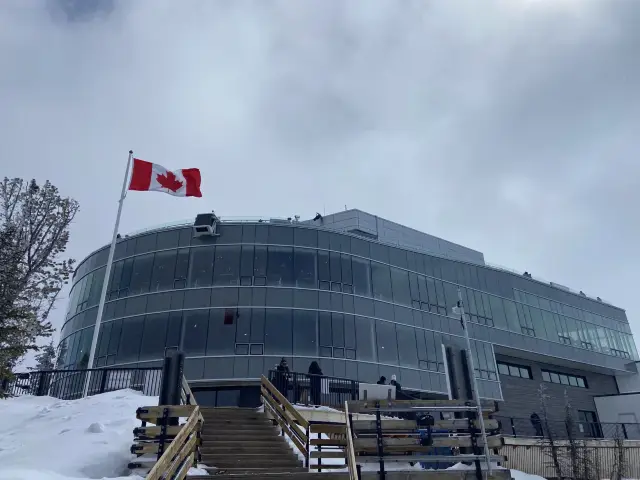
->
[82,150,133,398]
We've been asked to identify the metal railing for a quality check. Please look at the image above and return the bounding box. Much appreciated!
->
[495,415,640,440]
[1,367,163,400]
[268,369,359,408]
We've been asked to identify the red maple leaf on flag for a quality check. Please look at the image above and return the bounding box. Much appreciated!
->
[156,171,183,192]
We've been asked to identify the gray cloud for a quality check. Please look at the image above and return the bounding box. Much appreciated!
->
[1,0,639,362]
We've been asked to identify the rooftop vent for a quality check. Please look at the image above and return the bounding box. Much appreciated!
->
[193,212,221,238]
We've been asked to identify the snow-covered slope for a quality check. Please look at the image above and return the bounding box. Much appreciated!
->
[0,389,157,480]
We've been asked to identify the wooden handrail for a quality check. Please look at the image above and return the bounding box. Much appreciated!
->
[260,375,309,468]
[146,405,201,480]
[344,401,358,480]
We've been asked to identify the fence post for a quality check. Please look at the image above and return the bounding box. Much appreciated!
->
[99,369,108,394]
[511,417,516,437]
[158,351,184,427]
[36,372,48,397]
[351,380,357,401]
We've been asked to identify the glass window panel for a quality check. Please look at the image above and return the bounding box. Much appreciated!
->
[434,281,447,307]
[149,250,177,292]
[174,248,189,281]
[116,317,144,363]
[293,289,318,309]
[242,224,256,243]
[549,372,560,383]
[352,257,372,297]
[253,246,267,277]
[213,246,240,286]
[473,291,485,317]
[156,230,180,250]
[390,267,411,306]
[250,309,265,343]
[370,243,389,263]
[294,228,317,247]
[235,308,251,343]
[376,321,398,364]
[389,247,407,268]
[264,309,292,356]
[396,325,419,367]
[341,254,353,286]
[569,376,578,386]
[344,314,356,349]
[293,310,317,356]
[577,377,586,388]
[206,309,235,355]
[371,262,393,302]
[541,370,550,382]
[350,237,370,258]
[559,374,569,385]
[107,319,122,356]
[519,368,530,379]
[266,246,294,287]
[293,248,316,288]
[503,300,521,332]
[183,310,209,355]
[254,224,268,243]
[189,247,215,287]
[319,311,332,346]
[166,312,182,348]
[140,313,169,361]
[425,277,438,307]
[355,316,375,361]
[332,313,345,348]
[530,307,548,340]
[135,234,157,254]
[498,363,509,375]
[129,253,154,294]
[97,322,113,358]
[184,288,211,308]
[329,252,342,283]
[318,250,330,282]
[268,225,293,245]
[240,246,254,278]
[119,257,134,292]
[508,365,520,377]
[266,288,293,308]
[125,295,147,316]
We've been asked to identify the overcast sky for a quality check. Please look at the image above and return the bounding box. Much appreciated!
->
[2,0,639,364]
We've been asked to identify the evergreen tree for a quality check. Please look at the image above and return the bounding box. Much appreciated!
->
[31,340,56,371]
[0,178,79,388]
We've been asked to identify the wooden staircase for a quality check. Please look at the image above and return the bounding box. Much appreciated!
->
[191,407,322,479]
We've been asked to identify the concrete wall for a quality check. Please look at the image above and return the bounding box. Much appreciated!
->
[304,209,485,265]
[496,354,619,422]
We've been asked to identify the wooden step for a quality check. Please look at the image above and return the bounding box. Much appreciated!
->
[201,431,280,441]
[200,423,276,432]
[200,443,293,453]
[199,457,302,469]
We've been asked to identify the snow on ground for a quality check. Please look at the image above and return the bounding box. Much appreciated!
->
[0,389,157,480]
[0,389,208,480]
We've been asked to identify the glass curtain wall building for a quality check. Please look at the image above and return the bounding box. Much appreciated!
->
[59,210,638,410]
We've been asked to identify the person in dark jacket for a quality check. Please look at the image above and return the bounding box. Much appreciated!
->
[275,358,290,399]
[377,376,387,385]
[390,374,402,393]
[308,361,323,406]
[530,412,543,437]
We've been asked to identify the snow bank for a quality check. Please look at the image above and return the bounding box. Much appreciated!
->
[0,389,157,480]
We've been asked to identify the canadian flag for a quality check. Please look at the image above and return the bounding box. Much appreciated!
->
[128,158,202,197]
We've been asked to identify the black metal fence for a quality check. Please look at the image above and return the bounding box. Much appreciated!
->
[1,367,163,400]
[268,369,359,408]
[495,415,640,440]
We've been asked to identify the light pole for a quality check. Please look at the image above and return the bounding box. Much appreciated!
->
[451,287,493,475]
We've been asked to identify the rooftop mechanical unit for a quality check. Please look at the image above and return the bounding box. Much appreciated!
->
[193,212,221,238]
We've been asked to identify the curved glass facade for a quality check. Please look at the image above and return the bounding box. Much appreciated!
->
[59,222,638,400]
